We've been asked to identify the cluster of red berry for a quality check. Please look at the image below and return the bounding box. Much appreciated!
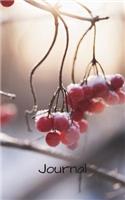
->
[35,110,88,150]
[67,74,125,117]
[0,0,14,7]
[35,74,125,150]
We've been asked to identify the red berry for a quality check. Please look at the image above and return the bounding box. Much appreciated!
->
[1,0,14,7]
[78,100,90,112]
[67,84,83,103]
[60,132,68,145]
[93,82,109,98]
[46,131,60,147]
[78,119,88,133]
[116,90,125,104]
[110,74,124,90]
[0,104,17,124]
[105,91,119,105]
[71,109,83,122]
[36,115,53,132]
[88,100,105,113]
[67,96,78,109]
[60,123,80,145]
[82,85,93,100]
[53,112,69,131]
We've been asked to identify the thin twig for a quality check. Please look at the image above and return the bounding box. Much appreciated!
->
[0,132,125,187]
[29,14,58,108]
[72,24,93,83]
[0,90,16,99]
[24,0,109,23]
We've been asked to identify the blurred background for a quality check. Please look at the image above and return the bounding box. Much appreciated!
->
[1,0,125,199]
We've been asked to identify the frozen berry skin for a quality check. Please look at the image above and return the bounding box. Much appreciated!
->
[46,131,61,147]
[67,84,83,103]
[53,112,69,131]
[1,0,14,7]
[105,91,119,105]
[110,74,124,90]
[71,109,84,122]
[60,123,80,145]
[67,96,78,109]
[78,119,88,133]
[116,90,125,104]
[82,85,93,100]
[36,115,53,132]
[88,100,105,113]
[77,100,90,112]
[93,82,109,98]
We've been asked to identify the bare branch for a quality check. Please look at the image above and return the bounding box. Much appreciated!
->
[0,132,125,187]
[0,90,16,99]
[24,0,109,23]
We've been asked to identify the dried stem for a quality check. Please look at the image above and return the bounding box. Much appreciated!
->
[24,0,109,22]
[72,24,93,83]
[1,132,125,187]
[29,15,58,110]
[71,0,108,83]
[0,90,16,99]
[72,0,94,83]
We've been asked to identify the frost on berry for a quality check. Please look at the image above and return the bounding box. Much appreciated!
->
[116,90,125,104]
[105,91,119,105]
[46,131,61,147]
[60,122,80,145]
[88,75,108,98]
[82,85,93,100]
[34,73,125,150]
[67,84,83,104]
[88,99,105,113]
[53,112,69,131]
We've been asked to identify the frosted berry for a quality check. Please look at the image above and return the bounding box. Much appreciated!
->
[110,74,124,90]
[46,131,60,147]
[77,100,90,112]
[61,123,80,145]
[53,112,69,131]
[71,109,84,122]
[36,115,53,132]
[105,91,119,105]
[88,100,105,113]
[78,119,88,133]
[67,84,83,103]
[82,85,93,100]
[93,82,108,98]
[116,90,125,104]
[1,0,14,7]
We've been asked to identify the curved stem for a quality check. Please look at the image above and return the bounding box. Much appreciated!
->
[72,24,93,83]
[25,0,109,22]
[30,14,58,108]
[58,15,69,87]
[71,0,94,83]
